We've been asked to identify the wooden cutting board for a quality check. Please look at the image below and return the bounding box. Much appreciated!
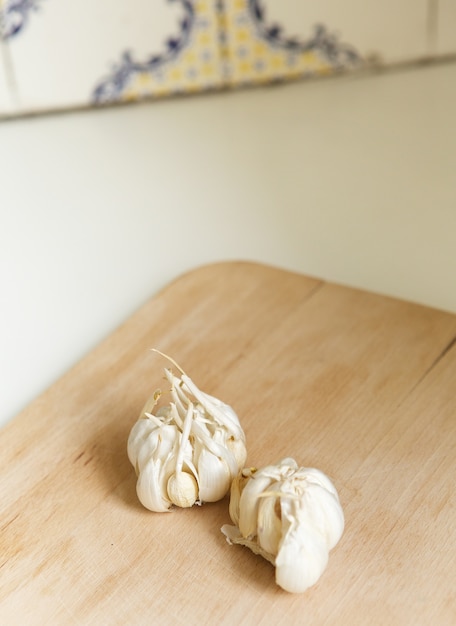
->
[1,261,456,625]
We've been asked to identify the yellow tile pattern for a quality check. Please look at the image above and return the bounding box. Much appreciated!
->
[92,0,362,105]
[92,1,223,104]
[223,0,361,86]
[1,0,364,110]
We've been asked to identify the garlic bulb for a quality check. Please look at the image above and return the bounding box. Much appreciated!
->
[221,458,344,593]
[127,352,247,512]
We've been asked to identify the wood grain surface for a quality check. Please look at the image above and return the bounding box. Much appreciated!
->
[1,261,456,625]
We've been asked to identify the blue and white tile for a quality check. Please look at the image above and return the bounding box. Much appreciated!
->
[4,0,223,114]
[223,0,362,85]
[92,1,224,104]
[270,0,430,65]
[224,0,429,87]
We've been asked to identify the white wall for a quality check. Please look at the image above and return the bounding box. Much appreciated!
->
[1,61,456,427]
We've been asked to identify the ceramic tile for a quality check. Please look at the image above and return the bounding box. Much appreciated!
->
[4,0,223,114]
[92,0,225,105]
[435,0,456,56]
[223,0,429,86]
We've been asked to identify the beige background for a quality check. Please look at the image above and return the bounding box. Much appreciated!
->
[1,60,456,427]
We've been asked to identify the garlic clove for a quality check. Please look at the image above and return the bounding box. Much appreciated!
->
[190,418,239,477]
[294,480,345,550]
[226,435,248,470]
[127,406,173,466]
[275,514,329,593]
[238,468,277,539]
[136,457,172,512]
[228,472,249,527]
[196,446,231,502]
[135,424,178,474]
[167,471,199,508]
[127,414,159,467]
[256,486,283,556]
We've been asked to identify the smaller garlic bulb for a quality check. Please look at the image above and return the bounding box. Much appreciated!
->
[127,351,247,512]
[221,458,344,593]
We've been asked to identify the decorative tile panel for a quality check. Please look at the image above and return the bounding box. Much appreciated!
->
[222,0,361,85]
[0,0,450,118]
[222,0,430,87]
[435,0,456,56]
[3,0,223,114]
[92,1,224,105]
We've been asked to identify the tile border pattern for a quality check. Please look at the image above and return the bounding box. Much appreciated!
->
[0,0,42,39]
[92,0,196,104]
[90,0,363,105]
[1,0,454,115]
[247,0,360,69]
[224,0,362,86]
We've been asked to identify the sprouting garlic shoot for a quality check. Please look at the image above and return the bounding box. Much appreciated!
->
[221,458,344,593]
[127,350,247,512]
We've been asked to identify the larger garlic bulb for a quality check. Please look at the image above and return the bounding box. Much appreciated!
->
[221,458,344,593]
[127,353,247,512]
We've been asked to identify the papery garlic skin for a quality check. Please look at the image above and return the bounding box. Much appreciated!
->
[127,356,247,512]
[221,458,344,593]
